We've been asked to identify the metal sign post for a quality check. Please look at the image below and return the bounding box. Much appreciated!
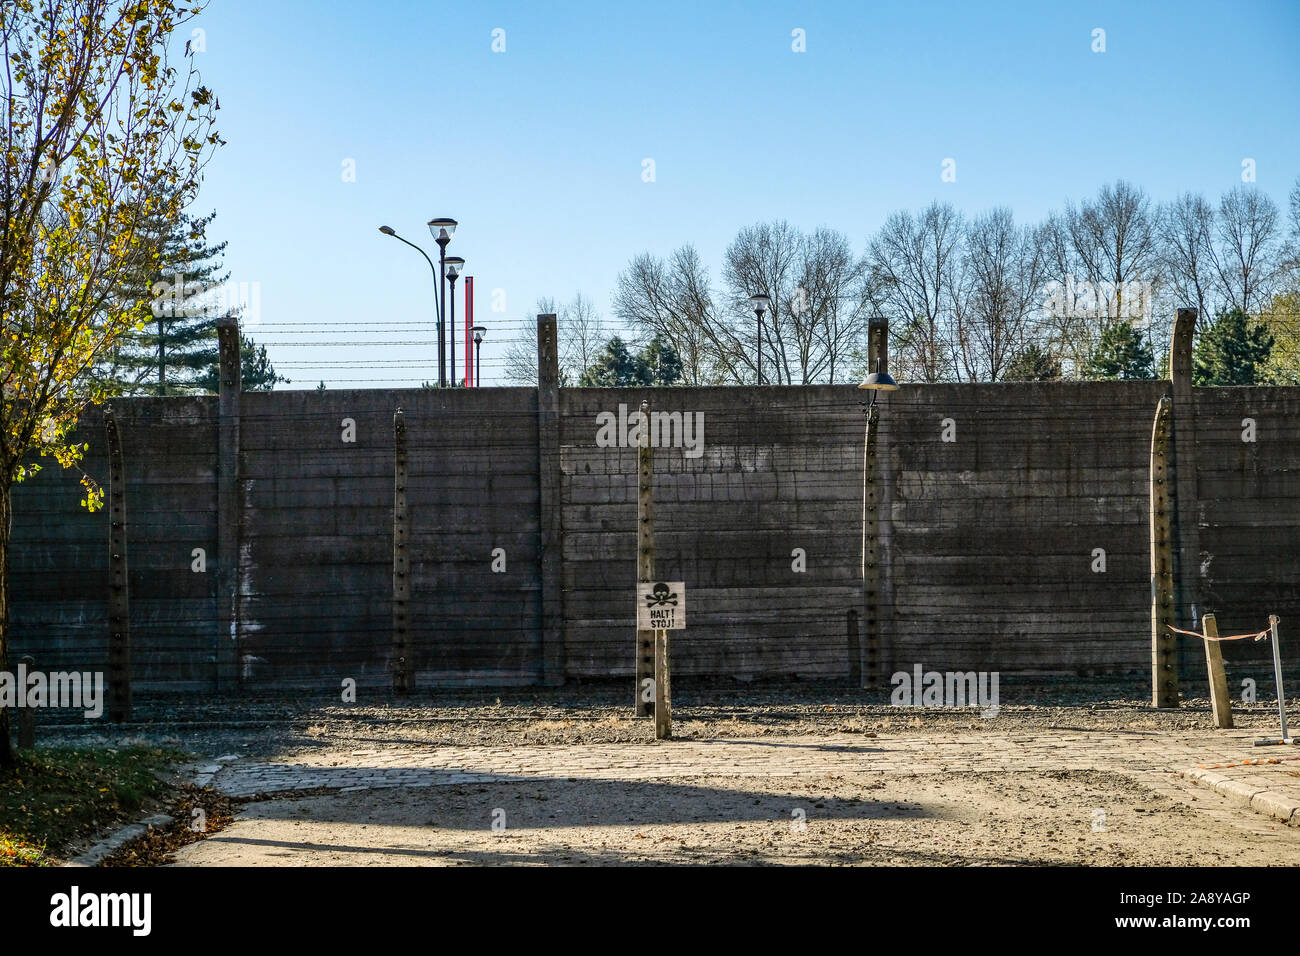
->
[1256,615,1294,746]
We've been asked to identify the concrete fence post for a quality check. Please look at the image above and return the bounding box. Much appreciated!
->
[861,401,881,690]
[868,315,889,375]
[393,407,413,694]
[104,405,131,722]
[863,315,891,688]
[635,400,655,716]
[1167,307,1201,701]
[215,316,242,691]
[536,314,565,686]
[1149,395,1177,707]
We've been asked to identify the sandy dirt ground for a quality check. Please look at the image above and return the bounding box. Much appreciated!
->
[169,767,1300,867]
[33,681,1300,866]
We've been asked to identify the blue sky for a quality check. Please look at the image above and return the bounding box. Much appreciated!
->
[189,0,1300,387]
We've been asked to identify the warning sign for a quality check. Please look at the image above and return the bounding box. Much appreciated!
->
[637,581,686,630]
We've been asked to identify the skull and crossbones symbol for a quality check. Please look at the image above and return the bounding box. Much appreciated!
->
[645,583,677,607]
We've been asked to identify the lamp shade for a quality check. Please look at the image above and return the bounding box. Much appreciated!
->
[471,325,487,343]
[858,370,900,390]
[428,217,458,241]
[378,225,396,236]
[749,294,771,311]
[444,256,465,278]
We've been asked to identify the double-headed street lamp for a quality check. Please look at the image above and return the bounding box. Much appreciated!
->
[428,218,458,387]
[749,294,770,384]
[445,256,465,386]
[471,324,486,387]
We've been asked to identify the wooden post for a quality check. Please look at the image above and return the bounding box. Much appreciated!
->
[636,400,655,716]
[862,401,880,690]
[104,405,131,723]
[393,407,413,694]
[1201,614,1233,729]
[1150,395,1177,707]
[17,655,34,749]
[654,628,672,739]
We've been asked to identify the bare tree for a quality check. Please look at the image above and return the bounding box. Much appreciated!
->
[795,227,871,384]
[1067,180,1160,324]
[613,245,743,384]
[721,221,807,384]
[1209,186,1281,316]
[867,202,964,382]
[957,208,1046,381]
[1035,212,1092,377]
[1159,192,1217,325]
[501,293,606,385]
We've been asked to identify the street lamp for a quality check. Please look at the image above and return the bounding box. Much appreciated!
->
[445,256,465,386]
[749,294,770,384]
[856,338,899,690]
[428,217,458,387]
[471,325,486,387]
[378,225,440,381]
[857,357,899,401]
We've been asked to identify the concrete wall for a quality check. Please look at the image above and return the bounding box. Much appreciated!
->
[883,381,1170,676]
[10,376,1299,692]
[1191,388,1300,676]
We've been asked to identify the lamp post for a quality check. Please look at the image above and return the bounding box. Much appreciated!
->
[428,217,458,387]
[445,256,465,386]
[471,325,486,387]
[857,347,899,688]
[748,294,770,384]
[378,225,440,381]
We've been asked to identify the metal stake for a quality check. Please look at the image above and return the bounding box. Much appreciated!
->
[1255,615,1294,746]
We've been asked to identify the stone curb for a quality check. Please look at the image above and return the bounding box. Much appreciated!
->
[59,755,234,867]
[62,814,174,867]
[1179,767,1300,826]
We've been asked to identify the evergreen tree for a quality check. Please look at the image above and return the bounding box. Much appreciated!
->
[638,334,684,385]
[579,336,647,386]
[1002,343,1062,382]
[1083,321,1156,380]
[1194,308,1274,385]
[99,210,283,394]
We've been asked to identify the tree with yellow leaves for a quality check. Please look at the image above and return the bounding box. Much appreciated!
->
[1,0,222,766]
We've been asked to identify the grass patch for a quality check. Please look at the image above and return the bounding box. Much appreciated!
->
[0,747,182,866]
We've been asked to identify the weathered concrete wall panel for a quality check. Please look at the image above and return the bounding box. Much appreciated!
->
[9,379,1298,691]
